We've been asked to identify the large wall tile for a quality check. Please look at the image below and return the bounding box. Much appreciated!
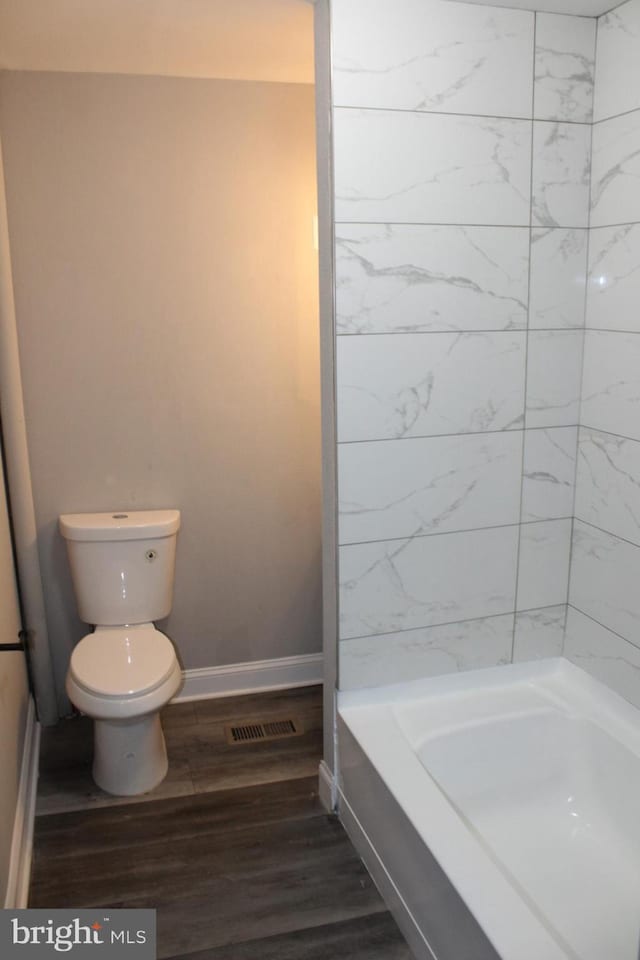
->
[534,14,595,123]
[513,605,566,662]
[581,331,640,441]
[570,519,640,642]
[334,109,531,225]
[339,525,519,640]
[335,224,529,334]
[338,431,522,544]
[521,426,577,522]
[587,224,640,332]
[532,121,591,227]
[526,330,583,428]
[591,110,640,228]
[331,0,533,117]
[593,0,640,123]
[565,606,640,711]
[339,614,514,690]
[337,332,525,442]
[529,228,588,329]
[575,426,640,546]
[516,519,572,611]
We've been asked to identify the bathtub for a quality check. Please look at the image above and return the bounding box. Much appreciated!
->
[337,658,640,960]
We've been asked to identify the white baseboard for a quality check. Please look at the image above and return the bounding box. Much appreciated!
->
[338,789,436,960]
[4,697,40,909]
[173,652,323,702]
[318,759,336,812]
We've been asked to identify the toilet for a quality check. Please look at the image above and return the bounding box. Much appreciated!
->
[59,509,183,796]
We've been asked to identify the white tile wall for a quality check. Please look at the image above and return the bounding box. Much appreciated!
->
[338,432,522,545]
[575,427,640,547]
[331,0,595,690]
[331,0,534,117]
[339,525,519,640]
[337,332,525,442]
[516,519,572,611]
[568,2,640,710]
[526,330,583,428]
[534,14,596,123]
[591,110,640,228]
[593,0,640,123]
[569,519,640,642]
[334,109,532,226]
[513,605,566,662]
[529,228,588,329]
[521,427,577,522]
[587,225,640,331]
[335,224,529,335]
[564,606,640,710]
[581,331,640,440]
[340,614,514,690]
[532,121,591,228]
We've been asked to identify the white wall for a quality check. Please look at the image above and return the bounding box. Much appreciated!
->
[567,0,640,706]
[0,72,320,711]
[331,0,595,689]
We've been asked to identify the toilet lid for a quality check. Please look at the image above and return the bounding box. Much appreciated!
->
[70,626,177,698]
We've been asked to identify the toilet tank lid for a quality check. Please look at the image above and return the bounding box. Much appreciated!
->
[59,509,180,542]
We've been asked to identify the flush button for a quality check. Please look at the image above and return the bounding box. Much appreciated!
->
[145,549,157,562]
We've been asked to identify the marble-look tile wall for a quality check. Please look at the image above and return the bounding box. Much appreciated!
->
[568,0,640,710]
[331,0,595,689]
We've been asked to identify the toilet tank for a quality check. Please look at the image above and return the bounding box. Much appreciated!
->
[59,510,180,626]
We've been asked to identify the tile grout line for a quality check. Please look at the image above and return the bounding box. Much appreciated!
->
[565,20,598,653]
[333,103,593,127]
[579,422,640,444]
[339,516,572,548]
[341,603,565,646]
[589,221,640,230]
[574,515,640,552]
[336,327,586,337]
[511,11,537,664]
[566,602,640,653]
[337,328,640,339]
[339,517,573,550]
[335,219,593,229]
[592,103,640,126]
[596,0,634,19]
[335,219,640,229]
[338,424,578,446]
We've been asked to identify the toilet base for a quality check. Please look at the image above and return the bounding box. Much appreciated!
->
[93,712,169,796]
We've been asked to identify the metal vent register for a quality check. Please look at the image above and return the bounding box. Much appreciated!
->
[225,718,302,744]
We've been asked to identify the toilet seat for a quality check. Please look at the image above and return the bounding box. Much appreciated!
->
[70,624,177,699]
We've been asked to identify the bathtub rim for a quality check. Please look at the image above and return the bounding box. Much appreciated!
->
[337,656,640,960]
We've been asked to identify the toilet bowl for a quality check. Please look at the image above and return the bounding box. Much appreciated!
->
[66,624,182,795]
[60,509,182,796]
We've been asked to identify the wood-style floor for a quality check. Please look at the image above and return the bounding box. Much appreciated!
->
[29,686,413,959]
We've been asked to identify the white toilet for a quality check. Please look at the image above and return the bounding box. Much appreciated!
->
[59,509,183,796]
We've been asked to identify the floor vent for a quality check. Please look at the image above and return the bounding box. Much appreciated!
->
[226,718,301,745]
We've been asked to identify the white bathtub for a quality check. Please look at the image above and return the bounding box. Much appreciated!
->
[337,658,640,960]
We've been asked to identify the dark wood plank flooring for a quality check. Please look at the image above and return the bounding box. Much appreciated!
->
[30,686,413,959]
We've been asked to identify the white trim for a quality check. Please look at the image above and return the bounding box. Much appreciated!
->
[318,759,336,812]
[338,789,436,960]
[172,653,323,702]
[4,697,40,908]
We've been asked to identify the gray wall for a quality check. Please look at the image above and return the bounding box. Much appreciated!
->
[0,71,320,710]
